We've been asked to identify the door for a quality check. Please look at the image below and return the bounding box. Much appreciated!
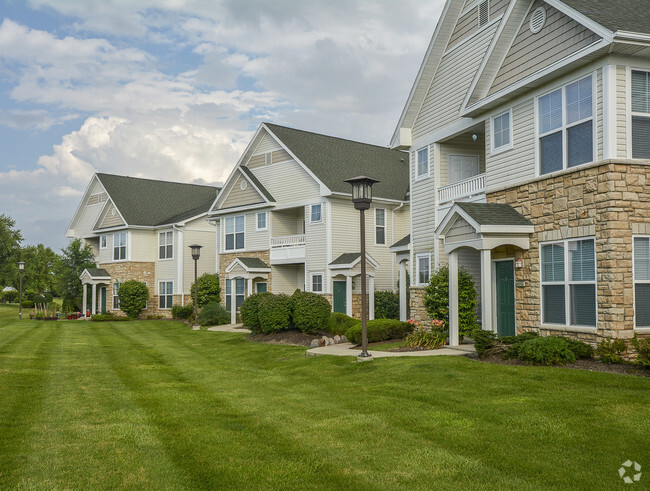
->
[100,286,107,314]
[449,155,479,183]
[333,281,347,314]
[495,260,515,337]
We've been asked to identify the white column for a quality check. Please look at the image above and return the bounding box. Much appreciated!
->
[230,279,237,325]
[399,260,407,321]
[82,283,88,315]
[346,276,353,317]
[91,284,97,315]
[247,278,252,296]
[368,276,375,321]
[449,250,459,347]
[480,249,493,332]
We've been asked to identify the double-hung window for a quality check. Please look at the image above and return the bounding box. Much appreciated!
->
[492,110,512,153]
[113,232,127,260]
[100,235,107,249]
[159,231,173,259]
[256,211,267,231]
[310,204,322,223]
[225,215,245,251]
[538,75,593,174]
[631,70,650,158]
[311,273,323,293]
[375,208,386,245]
[416,147,429,179]
[225,278,245,312]
[541,238,596,327]
[159,281,173,309]
[633,237,650,327]
[416,253,430,286]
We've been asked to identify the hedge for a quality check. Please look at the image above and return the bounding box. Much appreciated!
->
[290,290,331,333]
[258,293,292,334]
[197,302,230,327]
[346,319,413,344]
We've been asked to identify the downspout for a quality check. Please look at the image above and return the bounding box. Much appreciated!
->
[173,224,184,306]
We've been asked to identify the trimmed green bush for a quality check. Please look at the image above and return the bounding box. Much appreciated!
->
[565,338,594,360]
[290,290,331,334]
[346,319,413,345]
[326,312,357,336]
[517,336,576,366]
[91,313,131,322]
[190,274,221,309]
[630,334,650,367]
[499,332,538,345]
[595,337,626,363]
[21,300,34,308]
[374,290,400,320]
[197,302,230,327]
[258,293,292,334]
[471,329,497,357]
[239,292,273,332]
[117,280,149,319]
[171,304,194,320]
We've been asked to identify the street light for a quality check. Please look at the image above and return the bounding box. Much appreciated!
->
[344,176,379,360]
[18,261,25,320]
[189,244,202,330]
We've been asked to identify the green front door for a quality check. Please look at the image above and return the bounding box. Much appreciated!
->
[333,281,346,314]
[100,286,107,314]
[495,260,515,337]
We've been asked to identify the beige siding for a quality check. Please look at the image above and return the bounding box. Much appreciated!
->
[154,229,177,286]
[272,209,302,237]
[448,0,509,50]
[272,149,292,163]
[99,203,125,228]
[221,173,265,209]
[247,154,265,169]
[98,234,113,263]
[305,204,327,275]
[439,138,486,187]
[410,147,437,274]
[445,217,479,243]
[330,199,361,259]
[245,211,270,251]
[596,68,603,161]
[87,192,107,206]
[271,264,303,293]
[130,230,156,262]
[255,132,282,154]
[182,219,217,293]
[616,65,628,157]
[490,1,601,95]
[253,160,320,204]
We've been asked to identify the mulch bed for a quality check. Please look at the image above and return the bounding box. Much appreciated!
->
[247,331,315,347]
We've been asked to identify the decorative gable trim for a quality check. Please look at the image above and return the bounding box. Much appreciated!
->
[66,174,105,237]
[93,199,127,231]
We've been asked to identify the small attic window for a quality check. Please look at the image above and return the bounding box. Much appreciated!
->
[530,7,547,34]
[478,0,489,27]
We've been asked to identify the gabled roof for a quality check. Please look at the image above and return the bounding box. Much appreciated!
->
[239,166,275,202]
[455,202,533,227]
[225,257,272,273]
[96,173,219,228]
[560,0,650,34]
[328,252,380,270]
[80,268,111,280]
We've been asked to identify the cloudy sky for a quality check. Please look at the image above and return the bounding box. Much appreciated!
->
[0,0,444,250]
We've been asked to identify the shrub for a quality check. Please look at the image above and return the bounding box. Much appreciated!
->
[190,274,221,309]
[258,293,292,334]
[197,302,230,326]
[21,299,35,308]
[91,312,130,322]
[565,338,594,360]
[326,312,357,336]
[630,334,650,367]
[517,336,576,366]
[471,328,497,357]
[374,290,400,320]
[423,265,479,339]
[499,332,538,345]
[346,319,413,345]
[595,337,627,363]
[2,290,18,303]
[291,290,331,333]
[117,280,149,319]
[171,304,194,320]
[404,323,448,350]
[240,292,273,332]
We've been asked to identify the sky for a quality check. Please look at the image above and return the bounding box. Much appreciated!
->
[0,0,444,251]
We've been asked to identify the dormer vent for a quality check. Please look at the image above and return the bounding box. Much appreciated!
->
[478,0,489,27]
[530,7,547,34]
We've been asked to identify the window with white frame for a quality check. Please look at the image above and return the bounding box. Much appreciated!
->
[633,237,650,327]
[311,273,323,293]
[310,204,322,223]
[256,282,267,293]
[541,238,596,327]
[100,235,107,249]
[492,110,512,152]
[416,253,430,285]
[416,147,429,179]
[159,231,173,259]
[375,208,386,245]
[538,75,593,174]
[159,281,173,309]
[256,211,267,231]
[225,215,245,251]
[112,282,120,309]
[631,70,650,158]
[113,232,127,260]
[225,278,245,312]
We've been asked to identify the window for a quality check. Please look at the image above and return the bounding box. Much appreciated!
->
[256,282,267,293]
[538,75,593,174]
[416,253,430,285]
[159,281,173,309]
[633,237,650,327]
[225,215,245,251]
[541,238,596,327]
[492,110,512,152]
[310,204,322,223]
[416,147,429,179]
[375,208,386,245]
[113,232,127,260]
[256,211,267,231]
[159,231,173,259]
[311,273,323,293]
[113,282,120,309]
[100,235,107,249]
[631,70,650,158]
[225,278,245,312]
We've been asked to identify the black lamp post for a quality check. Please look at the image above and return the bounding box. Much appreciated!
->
[344,176,379,359]
[189,244,202,329]
[18,261,25,320]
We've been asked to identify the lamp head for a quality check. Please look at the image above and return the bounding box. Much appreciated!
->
[189,244,202,261]
[343,175,380,211]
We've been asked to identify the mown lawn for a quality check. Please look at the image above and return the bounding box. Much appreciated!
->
[0,304,648,490]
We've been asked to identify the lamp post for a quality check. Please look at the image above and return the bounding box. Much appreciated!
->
[189,244,202,330]
[344,176,379,360]
[18,261,25,320]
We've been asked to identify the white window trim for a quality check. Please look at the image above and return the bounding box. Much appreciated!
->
[632,235,650,331]
[415,252,431,286]
[375,208,386,246]
[539,237,597,329]
[158,280,174,310]
[256,211,268,231]
[535,72,596,176]
[158,230,174,260]
[415,146,430,181]
[310,272,324,293]
[490,108,513,155]
[112,281,120,310]
[629,67,650,160]
[112,231,128,262]
[309,203,323,224]
[224,215,245,252]
[100,235,107,249]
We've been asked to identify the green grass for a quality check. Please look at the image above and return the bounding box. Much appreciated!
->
[0,304,648,489]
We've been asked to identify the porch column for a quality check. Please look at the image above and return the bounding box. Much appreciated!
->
[346,276,353,317]
[369,276,375,321]
[399,259,407,321]
[449,250,459,346]
[91,284,97,315]
[82,283,88,315]
[247,278,252,296]
[480,249,493,332]
[230,279,237,325]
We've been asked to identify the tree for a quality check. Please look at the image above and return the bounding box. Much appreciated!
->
[0,214,23,288]
[190,273,221,308]
[55,239,96,311]
[117,280,149,318]
[20,244,59,295]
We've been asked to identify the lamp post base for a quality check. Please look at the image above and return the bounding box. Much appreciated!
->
[357,352,374,362]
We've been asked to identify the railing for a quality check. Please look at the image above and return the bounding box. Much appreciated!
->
[271,234,306,248]
[437,173,486,204]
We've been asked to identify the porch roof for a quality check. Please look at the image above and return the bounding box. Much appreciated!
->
[329,252,379,270]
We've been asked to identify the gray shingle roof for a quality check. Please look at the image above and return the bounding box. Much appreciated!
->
[329,253,361,266]
[239,166,275,202]
[84,268,110,278]
[561,0,650,34]
[456,202,533,227]
[97,173,219,228]
[265,123,409,201]
[390,234,410,249]
[237,257,270,269]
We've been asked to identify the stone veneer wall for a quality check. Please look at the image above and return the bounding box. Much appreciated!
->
[218,250,271,301]
[100,262,166,318]
[409,287,428,322]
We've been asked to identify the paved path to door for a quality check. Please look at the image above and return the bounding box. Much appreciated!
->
[306,342,476,358]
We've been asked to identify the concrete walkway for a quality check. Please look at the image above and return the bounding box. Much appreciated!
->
[206,324,251,333]
[306,342,476,358]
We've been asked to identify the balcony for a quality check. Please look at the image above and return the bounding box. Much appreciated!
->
[438,173,485,204]
[270,234,306,264]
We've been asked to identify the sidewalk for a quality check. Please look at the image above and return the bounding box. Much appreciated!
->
[306,342,476,358]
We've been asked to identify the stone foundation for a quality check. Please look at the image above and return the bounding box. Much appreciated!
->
[409,287,428,322]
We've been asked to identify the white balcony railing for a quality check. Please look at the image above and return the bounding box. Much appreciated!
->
[437,173,486,204]
[271,234,305,248]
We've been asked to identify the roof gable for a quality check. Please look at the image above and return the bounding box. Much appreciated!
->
[559,0,650,34]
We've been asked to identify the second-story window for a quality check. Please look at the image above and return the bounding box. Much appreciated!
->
[538,75,593,175]
[113,232,127,260]
[225,216,245,251]
[631,70,650,158]
[159,231,173,259]
[100,235,107,249]
[416,147,429,179]
[375,208,386,245]
[310,204,322,223]
[492,110,512,153]
[311,273,323,293]
[416,253,430,285]
[256,211,267,231]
